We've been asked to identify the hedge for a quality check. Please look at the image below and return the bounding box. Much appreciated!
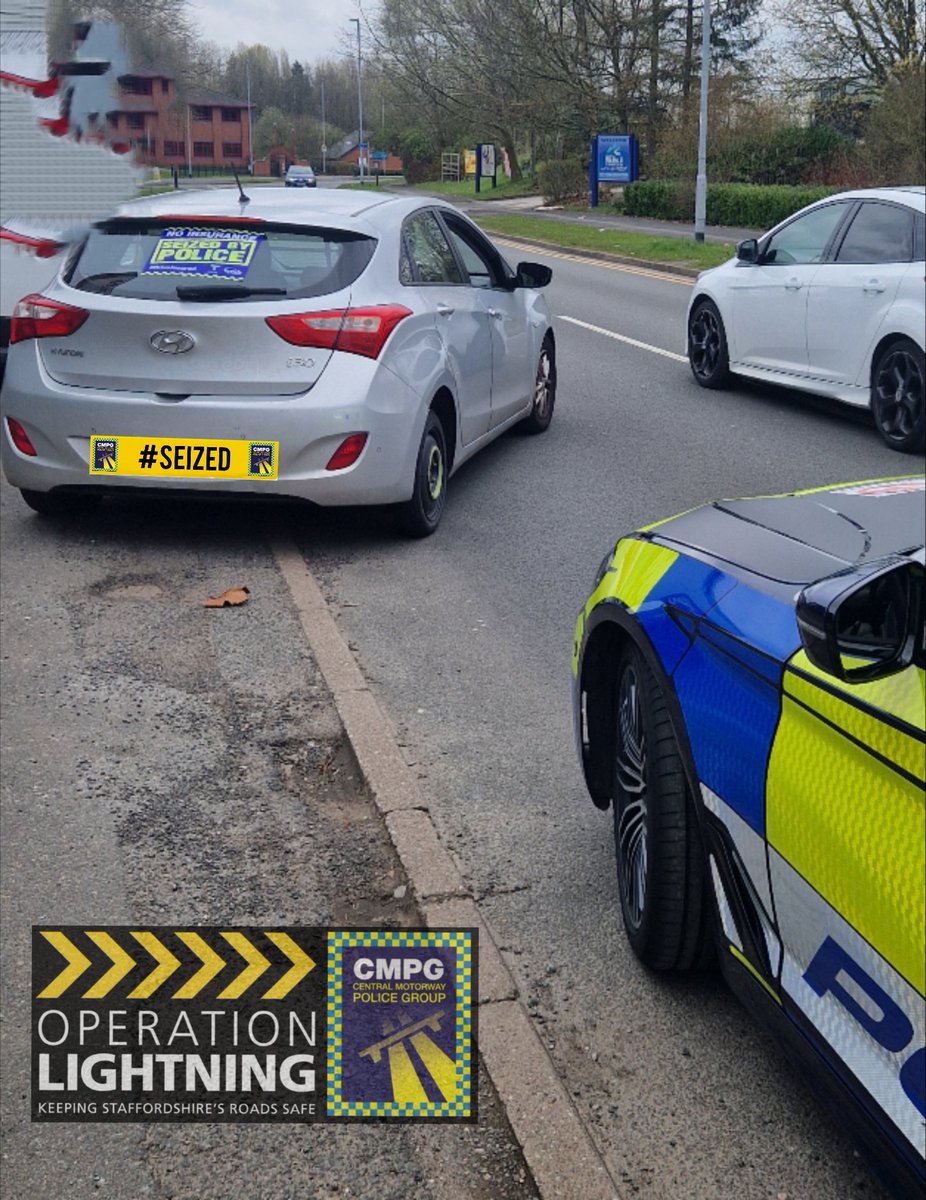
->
[622,181,843,228]
[537,157,587,203]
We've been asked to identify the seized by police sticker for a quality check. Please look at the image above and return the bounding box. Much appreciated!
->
[143,228,264,279]
[88,436,278,480]
[32,926,477,1123]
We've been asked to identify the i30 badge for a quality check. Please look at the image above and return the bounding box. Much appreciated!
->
[150,330,195,354]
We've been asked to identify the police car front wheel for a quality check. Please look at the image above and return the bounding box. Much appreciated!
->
[612,642,712,973]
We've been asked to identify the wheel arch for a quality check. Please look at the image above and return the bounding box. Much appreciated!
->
[579,601,703,822]
[429,386,458,474]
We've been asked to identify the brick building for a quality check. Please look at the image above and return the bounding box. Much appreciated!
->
[105,69,251,172]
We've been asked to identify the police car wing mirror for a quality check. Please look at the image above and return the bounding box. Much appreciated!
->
[796,557,920,683]
[735,239,758,264]
[515,262,552,289]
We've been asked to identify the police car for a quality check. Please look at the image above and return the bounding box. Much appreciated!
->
[572,476,925,1197]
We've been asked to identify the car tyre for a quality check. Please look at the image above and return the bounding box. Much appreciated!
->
[871,338,925,453]
[687,298,730,389]
[20,489,101,516]
[612,641,712,972]
[396,410,447,538]
[520,337,556,434]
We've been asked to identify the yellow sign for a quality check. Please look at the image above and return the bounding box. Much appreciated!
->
[89,436,278,480]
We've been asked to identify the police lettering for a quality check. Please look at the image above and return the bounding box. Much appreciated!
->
[804,936,925,1117]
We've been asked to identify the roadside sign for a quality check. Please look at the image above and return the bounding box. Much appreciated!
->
[475,143,496,193]
[589,133,638,207]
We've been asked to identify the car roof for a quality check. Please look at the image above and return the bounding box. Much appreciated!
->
[816,185,925,211]
[113,187,445,235]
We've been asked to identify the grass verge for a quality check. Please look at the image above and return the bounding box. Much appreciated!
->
[475,214,734,270]
[409,176,542,201]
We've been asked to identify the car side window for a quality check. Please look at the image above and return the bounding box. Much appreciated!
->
[915,212,926,262]
[443,219,504,289]
[761,204,849,266]
[835,202,915,264]
[401,212,464,285]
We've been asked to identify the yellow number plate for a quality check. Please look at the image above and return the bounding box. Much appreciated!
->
[89,437,278,480]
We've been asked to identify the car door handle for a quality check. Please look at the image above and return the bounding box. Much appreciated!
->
[784,277,803,291]
[487,308,503,319]
[863,279,886,294]
[436,303,454,317]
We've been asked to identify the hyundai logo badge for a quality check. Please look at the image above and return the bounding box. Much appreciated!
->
[150,330,195,354]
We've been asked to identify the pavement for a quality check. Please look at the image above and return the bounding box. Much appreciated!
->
[272,542,621,1200]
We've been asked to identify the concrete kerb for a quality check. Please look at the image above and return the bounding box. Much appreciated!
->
[272,540,621,1200]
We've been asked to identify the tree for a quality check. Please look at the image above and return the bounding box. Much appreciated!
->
[775,0,925,100]
[861,62,926,181]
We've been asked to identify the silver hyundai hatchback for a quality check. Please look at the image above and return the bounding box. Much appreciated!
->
[0,188,555,535]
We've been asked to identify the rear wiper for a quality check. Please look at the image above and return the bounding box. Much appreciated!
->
[175,284,287,301]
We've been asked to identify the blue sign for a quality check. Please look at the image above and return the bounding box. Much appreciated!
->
[595,135,637,184]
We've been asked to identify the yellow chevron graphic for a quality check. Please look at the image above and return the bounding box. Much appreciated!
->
[262,931,315,999]
[172,932,226,998]
[218,932,271,999]
[37,931,92,998]
[387,1039,429,1103]
[128,932,181,999]
[83,931,136,999]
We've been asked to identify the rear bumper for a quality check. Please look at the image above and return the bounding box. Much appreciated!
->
[0,349,425,506]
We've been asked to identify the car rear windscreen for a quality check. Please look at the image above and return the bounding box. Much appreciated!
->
[64,220,376,301]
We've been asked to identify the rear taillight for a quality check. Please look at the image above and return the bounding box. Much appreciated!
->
[266,305,412,360]
[6,418,37,456]
[326,433,368,471]
[10,294,88,344]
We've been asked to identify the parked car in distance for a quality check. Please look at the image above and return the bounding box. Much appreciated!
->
[686,187,926,452]
[284,165,316,188]
[573,475,925,1199]
[0,187,555,536]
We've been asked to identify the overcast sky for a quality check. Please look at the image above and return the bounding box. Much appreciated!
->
[187,0,372,68]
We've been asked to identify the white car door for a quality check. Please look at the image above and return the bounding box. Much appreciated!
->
[729,202,853,374]
[805,201,915,389]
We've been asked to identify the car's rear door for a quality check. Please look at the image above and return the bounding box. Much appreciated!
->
[765,644,925,1160]
[804,200,917,388]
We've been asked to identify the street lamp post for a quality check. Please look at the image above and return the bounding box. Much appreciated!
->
[246,58,253,174]
[694,0,711,242]
[349,17,364,182]
[321,78,327,174]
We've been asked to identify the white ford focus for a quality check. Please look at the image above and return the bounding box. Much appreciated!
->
[686,186,925,453]
[0,187,555,535]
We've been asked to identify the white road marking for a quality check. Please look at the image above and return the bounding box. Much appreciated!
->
[490,236,694,285]
[557,314,688,363]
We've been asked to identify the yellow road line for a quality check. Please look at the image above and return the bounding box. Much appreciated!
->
[557,314,688,363]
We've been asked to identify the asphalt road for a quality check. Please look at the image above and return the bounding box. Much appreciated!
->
[1,237,917,1199]
[290,245,914,1199]
[0,490,536,1200]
